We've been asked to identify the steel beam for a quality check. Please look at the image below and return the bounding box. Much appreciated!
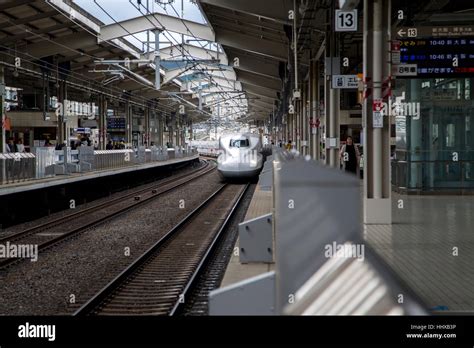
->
[160,44,228,65]
[216,28,288,62]
[99,12,215,42]
[224,47,281,79]
[241,83,278,100]
[199,0,291,25]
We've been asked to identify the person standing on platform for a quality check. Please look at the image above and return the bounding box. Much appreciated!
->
[6,138,17,153]
[286,140,293,151]
[106,141,114,150]
[16,139,25,153]
[340,136,360,175]
[44,137,53,147]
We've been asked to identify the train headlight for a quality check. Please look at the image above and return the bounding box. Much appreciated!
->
[249,158,257,167]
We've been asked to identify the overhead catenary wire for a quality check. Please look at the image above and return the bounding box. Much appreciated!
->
[0,44,177,113]
[167,2,247,115]
[92,0,216,118]
[43,0,243,121]
[1,3,170,112]
[131,0,247,118]
[41,0,184,113]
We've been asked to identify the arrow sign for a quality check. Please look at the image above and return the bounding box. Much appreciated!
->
[397,29,406,37]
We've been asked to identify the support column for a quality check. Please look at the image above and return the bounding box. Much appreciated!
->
[154,30,162,90]
[189,120,193,141]
[145,105,151,147]
[159,113,164,146]
[287,111,291,145]
[324,58,330,165]
[289,104,292,146]
[0,67,5,153]
[126,103,132,147]
[324,4,341,168]
[297,95,300,152]
[329,86,340,168]
[409,79,422,189]
[363,0,392,224]
[98,95,107,150]
[169,113,174,146]
[291,110,294,146]
[57,81,67,146]
[312,59,320,161]
[301,83,307,156]
[174,114,181,146]
[308,58,314,159]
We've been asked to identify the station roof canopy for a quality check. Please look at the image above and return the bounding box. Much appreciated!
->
[0,0,215,118]
[197,0,330,122]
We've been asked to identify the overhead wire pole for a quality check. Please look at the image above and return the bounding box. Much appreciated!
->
[94,1,213,119]
[134,3,237,116]
[41,1,173,113]
[98,0,244,135]
[167,2,245,119]
[154,29,162,89]
[42,1,188,146]
[181,0,185,46]
[146,0,150,53]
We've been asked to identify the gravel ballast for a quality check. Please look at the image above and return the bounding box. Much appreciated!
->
[0,168,222,315]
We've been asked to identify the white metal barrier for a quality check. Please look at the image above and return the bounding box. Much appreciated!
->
[32,147,55,179]
[0,153,36,184]
[0,146,197,185]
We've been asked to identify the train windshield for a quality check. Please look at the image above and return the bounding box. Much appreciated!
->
[230,139,250,148]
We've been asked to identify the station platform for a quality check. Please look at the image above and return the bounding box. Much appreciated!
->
[219,161,474,313]
[365,193,474,313]
[0,154,199,196]
[220,183,274,287]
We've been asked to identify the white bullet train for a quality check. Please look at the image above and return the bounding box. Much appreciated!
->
[217,133,263,179]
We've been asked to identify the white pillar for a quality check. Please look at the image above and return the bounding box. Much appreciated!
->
[363,0,392,224]
[372,0,383,198]
[154,30,161,90]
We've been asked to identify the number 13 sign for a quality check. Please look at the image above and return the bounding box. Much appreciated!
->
[335,10,358,32]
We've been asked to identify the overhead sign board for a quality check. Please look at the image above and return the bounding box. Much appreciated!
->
[335,10,357,32]
[397,38,474,77]
[392,64,418,76]
[392,51,401,64]
[332,75,358,89]
[396,28,418,38]
[391,40,401,64]
[396,26,474,39]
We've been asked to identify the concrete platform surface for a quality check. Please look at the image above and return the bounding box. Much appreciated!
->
[220,183,275,288]
[220,178,474,313]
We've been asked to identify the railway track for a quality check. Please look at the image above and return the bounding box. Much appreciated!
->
[74,183,249,316]
[0,160,215,269]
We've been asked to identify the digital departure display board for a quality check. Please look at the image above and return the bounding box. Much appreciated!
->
[107,118,126,130]
[398,38,474,77]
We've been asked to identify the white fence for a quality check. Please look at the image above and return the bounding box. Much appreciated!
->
[0,146,197,185]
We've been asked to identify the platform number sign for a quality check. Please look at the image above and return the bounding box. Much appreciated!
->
[335,10,357,32]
